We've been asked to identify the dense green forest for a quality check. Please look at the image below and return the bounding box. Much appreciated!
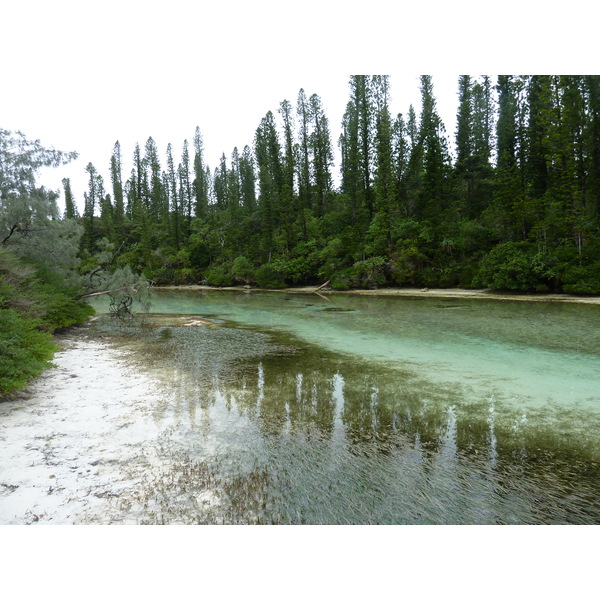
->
[71,75,600,293]
[2,74,600,395]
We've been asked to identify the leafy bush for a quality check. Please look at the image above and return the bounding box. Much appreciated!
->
[204,263,234,287]
[388,246,426,286]
[231,256,255,284]
[476,242,554,291]
[255,263,286,288]
[330,269,353,290]
[41,290,95,330]
[559,262,600,294]
[276,255,320,285]
[0,309,57,395]
[350,256,387,289]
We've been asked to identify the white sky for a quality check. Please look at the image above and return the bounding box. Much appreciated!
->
[3,1,595,212]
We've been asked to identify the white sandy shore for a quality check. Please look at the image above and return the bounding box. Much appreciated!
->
[0,328,164,524]
[157,285,600,305]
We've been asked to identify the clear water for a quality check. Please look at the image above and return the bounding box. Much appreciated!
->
[88,290,600,524]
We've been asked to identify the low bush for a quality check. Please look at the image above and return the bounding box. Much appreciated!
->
[350,256,387,289]
[255,263,286,288]
[0,309,57,396]
[559,262,600,294]
[475,242,554,291]
[0,248,95,397]
[231,256,255,284]
[204,263,234,287]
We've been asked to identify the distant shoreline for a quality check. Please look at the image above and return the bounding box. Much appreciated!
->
[154,285,600,305]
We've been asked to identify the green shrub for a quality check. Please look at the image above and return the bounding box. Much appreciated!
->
[438,265,461,288]
[388,246,426,286]
[255,263,286,288]
[42,291,95,330]
[330,269,353,290]
[350,256,387,289]
[231,256,255,284]
[0,309,57,396]
[280,256,319,284]
[204,264,234,287]
[560,262,600,294]
[476,242,554,291]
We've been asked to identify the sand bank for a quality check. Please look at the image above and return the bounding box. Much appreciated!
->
[157,285,600,305]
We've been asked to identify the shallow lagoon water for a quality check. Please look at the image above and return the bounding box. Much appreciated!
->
[87,290,600,524]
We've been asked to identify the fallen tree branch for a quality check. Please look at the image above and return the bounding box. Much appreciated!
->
[76,284,144,300]
[313,291,331,302]
[314,280,331,292]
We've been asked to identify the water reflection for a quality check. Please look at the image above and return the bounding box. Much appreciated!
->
[90,306,600,525]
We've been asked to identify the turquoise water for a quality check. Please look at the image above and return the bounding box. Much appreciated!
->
[89,290,600,524]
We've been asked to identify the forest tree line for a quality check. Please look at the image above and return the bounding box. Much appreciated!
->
[70,75,600,293]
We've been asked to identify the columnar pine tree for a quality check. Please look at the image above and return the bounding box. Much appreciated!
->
[340,99,360,222]
[456,75,474,170]
[555,75,588,253]
[213,154,228,210]
[127,144,151,262]
[254,111,283,261]
[143,137,166,228]
[455,75,495,219]
[417,75,451,221]
[391,112,409,215]
[279,99,296,193]
[472,76,494,165]
[62,177,78,219]
[179,139,193,239]
[402,104,421,217]
[166,143,180,249]
[83,162,104,253]
[109,141,125,245]
[296,88,312,235]
[584,76,600,220]
[239,145,256,212]
[192,127,209,218]
[372,75,395,248]
[309,93,334,217]
[490,75,528,239]
[227,147,242,210]
[100,193,114,242]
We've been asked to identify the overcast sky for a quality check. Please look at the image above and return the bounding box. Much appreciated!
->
[2,1,595,212]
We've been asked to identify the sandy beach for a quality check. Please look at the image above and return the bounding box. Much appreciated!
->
[0,324,164,524]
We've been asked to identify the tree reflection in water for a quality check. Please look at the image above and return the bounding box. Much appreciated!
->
[92,313,600,524]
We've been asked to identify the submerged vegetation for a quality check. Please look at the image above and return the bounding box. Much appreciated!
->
[80,306,600,524]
